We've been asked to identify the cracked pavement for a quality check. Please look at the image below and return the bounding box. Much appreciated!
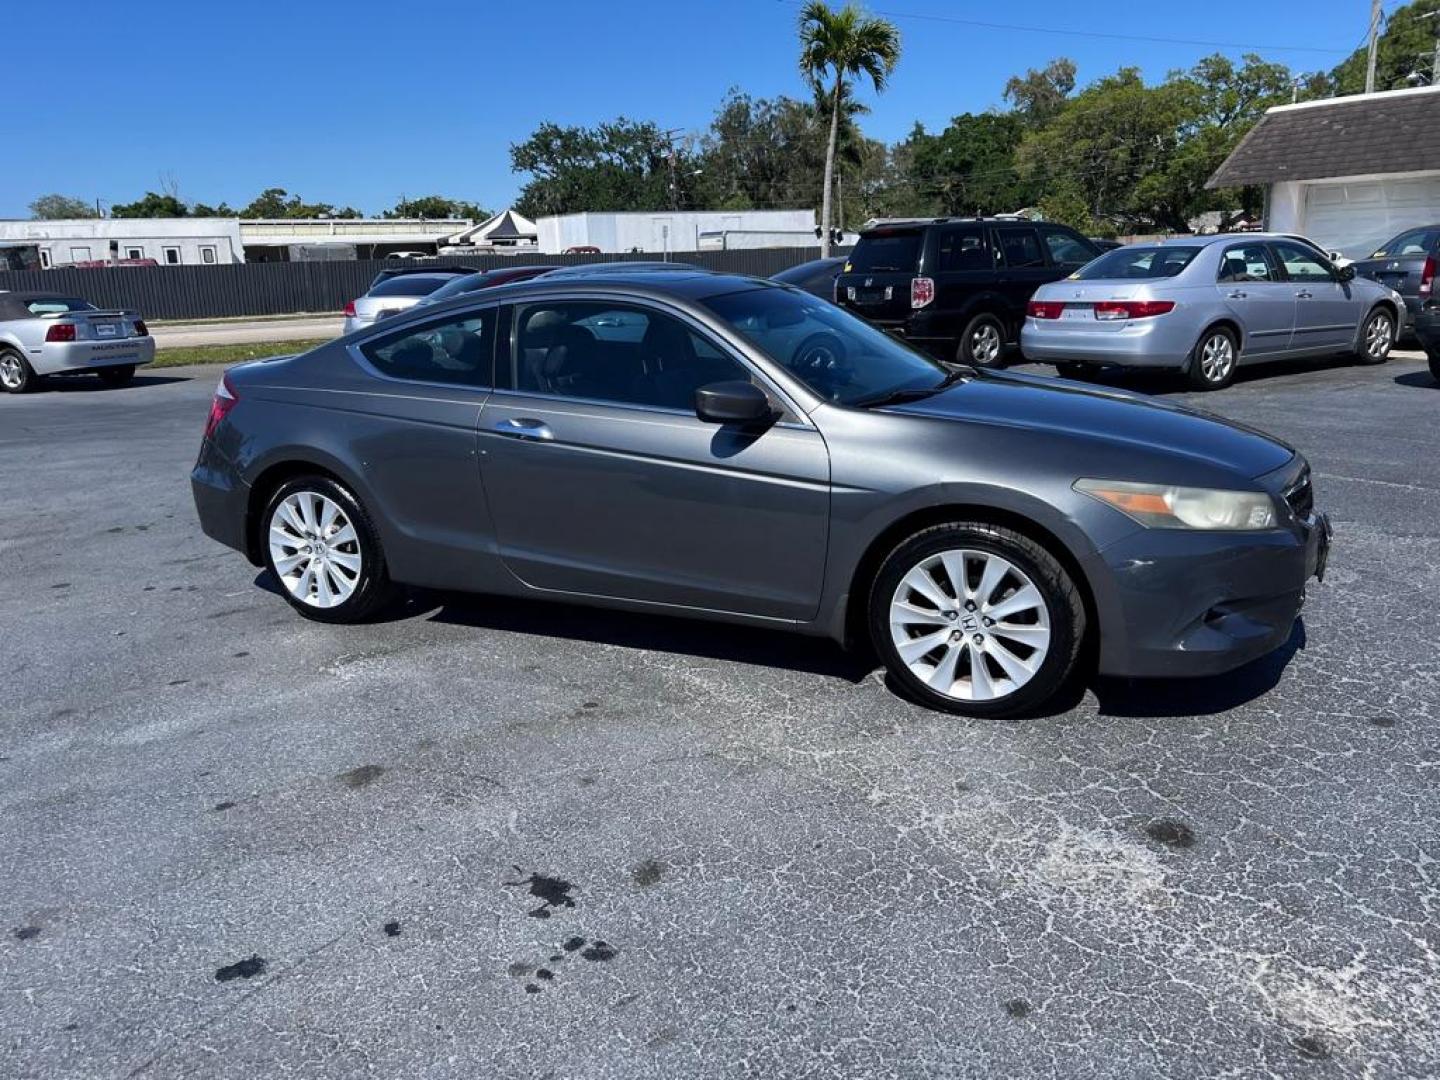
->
[1,355,1437,1078]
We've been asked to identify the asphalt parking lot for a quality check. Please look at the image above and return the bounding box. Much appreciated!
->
[2,354,1438,1080]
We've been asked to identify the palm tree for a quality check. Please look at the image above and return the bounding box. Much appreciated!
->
[798,1,900,256]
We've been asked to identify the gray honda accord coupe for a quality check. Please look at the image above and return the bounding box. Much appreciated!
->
[192,268,1331,717]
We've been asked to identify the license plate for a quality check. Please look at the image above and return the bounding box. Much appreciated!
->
[1062,306,1091,320]
[94,322,118,337]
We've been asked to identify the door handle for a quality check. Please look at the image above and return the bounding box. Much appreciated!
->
[492,417,553,442]
[1226,290,1247,299]
[1296,291,1313,299]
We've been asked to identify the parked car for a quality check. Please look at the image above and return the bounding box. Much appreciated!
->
[192,268,1329,718]
[544,261,713,277]
[1089,238,1123,253]
[414,265,558,308]
[771,256,846,300]
[1021,235,1404,390]
[563,246,602,255]
[1349,224,1437,330]
[835,217,1103,367]
[343,271,473,334]
[0,291,153,393]
[367,265,477,289]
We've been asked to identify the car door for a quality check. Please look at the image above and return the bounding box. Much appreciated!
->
[1271,240,1358,352]
[1038,225,1100,277]
[990,225,1054,335]
[931,223,994,334]
[477,297,831,621]
[1215,242,1293,357]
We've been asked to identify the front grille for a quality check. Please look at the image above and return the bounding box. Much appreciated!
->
[1283,470,1314,520]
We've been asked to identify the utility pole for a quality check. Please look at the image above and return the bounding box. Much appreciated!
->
[1365,0,1382,93]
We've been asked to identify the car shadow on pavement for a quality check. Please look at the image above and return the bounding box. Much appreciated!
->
[1088,619,1306,718]
[1394,370,1438,389]
[41,374,190,392]
[1072,356,1363,396]
[405,587,873,683]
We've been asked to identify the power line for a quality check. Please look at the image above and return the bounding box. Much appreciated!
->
[777,0,1352,56]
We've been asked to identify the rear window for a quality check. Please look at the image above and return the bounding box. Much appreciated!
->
[26,297,95,315]
[369,275,453,298]
[1371,228,1439,258]
[846,232,922,273]
[1074,246,1200,280]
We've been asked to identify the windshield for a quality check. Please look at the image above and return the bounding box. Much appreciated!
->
[845,232,922,273]
[1073,246,1200,280]
[703,286,950,407]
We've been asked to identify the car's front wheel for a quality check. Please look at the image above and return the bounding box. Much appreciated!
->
[0,347,37,394]
[263,476,396,623]
[869,522,1085,717]
[957,313,1007,368]
[1356,307,1395,365]
[97,365,136,388]
[1186,327,1238,390]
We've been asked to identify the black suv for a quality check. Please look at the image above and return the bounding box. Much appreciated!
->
[835,218,1102,366]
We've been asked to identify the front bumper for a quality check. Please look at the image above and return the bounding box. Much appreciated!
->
[30,336,155,376]
[1084,509,1330,679]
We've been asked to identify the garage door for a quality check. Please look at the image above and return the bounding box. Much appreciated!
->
[1302,175,1440,259]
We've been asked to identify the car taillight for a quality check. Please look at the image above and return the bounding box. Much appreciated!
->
[1093,300,1176,321]
[911,276,935,309]
[343,300,357,317]
[1027,300,1065,319]
[133,320,148,336]
[45,323,76,342]
[1421,255,1435,297]
[203,373,238,440]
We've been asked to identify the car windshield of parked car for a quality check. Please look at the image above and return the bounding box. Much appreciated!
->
[1072,246,1200,280]
[370,275,451,298]
[25,297,96,315]
[846,232,922,273]
[1371,227,1439,257]
[704,286,950,407]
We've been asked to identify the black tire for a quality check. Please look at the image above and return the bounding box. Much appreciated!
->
[868,521,1086,718]
[957,312,1007,368]
[0,347,37,394]
[1355,307,1395,365]
[1055,362,1100,382]
[262,475,397,624]
[96,365,136,388]
[1185,326,1238,390]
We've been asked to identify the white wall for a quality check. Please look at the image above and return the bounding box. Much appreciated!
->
[536,210,816,254]
[1268,172,1440,258]
[0,218,244,265]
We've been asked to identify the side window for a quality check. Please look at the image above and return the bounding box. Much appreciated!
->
[1217,244,1275,284]
[995,228,1045,269]
[936,226,987,272]
[513,301,748,411]
[1272,242,1333,282]
[360,308,494,387]
[1041,228,1095,266]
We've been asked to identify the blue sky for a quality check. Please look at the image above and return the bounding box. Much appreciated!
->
[0,0,1384,219]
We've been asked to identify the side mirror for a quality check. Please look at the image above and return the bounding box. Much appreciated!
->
[695,380,773,424]
[1338,263,1356,281]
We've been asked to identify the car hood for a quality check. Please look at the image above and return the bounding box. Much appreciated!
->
[890,369,1295,479]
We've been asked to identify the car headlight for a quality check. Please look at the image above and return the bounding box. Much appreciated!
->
[1074,479,1277,530]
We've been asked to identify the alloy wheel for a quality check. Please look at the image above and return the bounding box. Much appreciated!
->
[1365,313,1393,360]
[888,548,1051,702]
[1200,333,1234,384]
[268,491,363,609]
[970,323,1002,365]
[0,354,23,390]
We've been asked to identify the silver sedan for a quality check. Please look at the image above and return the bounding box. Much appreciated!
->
[0,290,154,393]
[1020,234,1404,389]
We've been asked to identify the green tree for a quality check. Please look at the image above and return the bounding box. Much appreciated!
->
[510,119,701,217]
[697,91,826,212]
[191,202,236,217]
[110,191,190,218]
[1003,58,1077,127]
[383,195,491,220]
[1331,0,1440,93]
[29,194,97,219]
[901,112,1033,217]
[238,188,361,219]
[797,1,901,255]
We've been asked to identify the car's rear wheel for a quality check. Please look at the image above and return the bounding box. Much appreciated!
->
[0,347,37,394]
[1356,307,1395,365]
[869,522,1085,717]
[97,365,136,388]
[263,476,396,623]
[957,313,1007,368]
[1186,327,1238,390]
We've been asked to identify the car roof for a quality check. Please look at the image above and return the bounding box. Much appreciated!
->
[406,268,771,318]
[0,291,94,319]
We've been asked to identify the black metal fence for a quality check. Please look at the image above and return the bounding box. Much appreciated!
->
[0,247,844,321]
